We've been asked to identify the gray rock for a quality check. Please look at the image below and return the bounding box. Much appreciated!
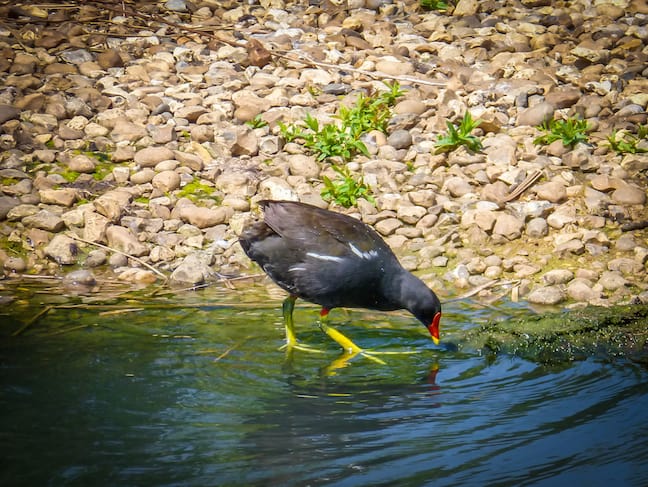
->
[555,239,585,257]
[607,258,643,275]
[527,285,565,305]
[408,189,436,207]
[567,278,599,302]
[375,218,402,236]
[93,190,133,223]
[134,147,175,167]
[63,269,97,287]
[60,48,94,65]
[44,234,78,264]
[397,205,427,225]
[152,170,181,192]
[517,102,554,127]
[109,253,128,267]
[445,177,473,197]
[170,253,215,286]
[598,270,628,291]
[0,195,20,220]
[492,213,524,240]
[526,217,548,238]
[6,204,39,221]
[288,154,320,179]
[611,183,646,205]
[534,181,567,203]
[3,257,26,272]
[387,130,412,149]
[22,210,65,232]
[178,205,234,229]
[83,212,110,243]
[547,204,577,229]
[130,168,156,184]
[85,249,107,267]
[0,104,20,124]
[106,225,149,257]
[542,269,574,285]
[39,188,78,207]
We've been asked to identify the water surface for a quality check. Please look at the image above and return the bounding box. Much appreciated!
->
[1,281,647,486]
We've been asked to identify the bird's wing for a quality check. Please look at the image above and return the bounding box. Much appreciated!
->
[261,200,394,258]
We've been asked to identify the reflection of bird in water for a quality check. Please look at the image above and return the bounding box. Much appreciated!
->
[231,360,443,485]
[240,200,442,367]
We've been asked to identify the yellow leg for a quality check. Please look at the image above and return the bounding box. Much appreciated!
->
[318,310,386,365]
[279,296,324,353]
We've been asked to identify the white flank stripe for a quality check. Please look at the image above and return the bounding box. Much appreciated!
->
[306,252,345,263]
[349,243,378,260]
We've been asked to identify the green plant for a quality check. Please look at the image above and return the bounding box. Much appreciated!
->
[302,113,369,162]
[321,165,374,208]
[434,111,483,153]
[278,121,304,143]
[60,169,80,183]
[177,179,217,202]
[534,117,590,148]
[606,125,648,154]
[420,0,450,11]
[93,162,114,181]
[245,114,268,129]
[279,81,404,162]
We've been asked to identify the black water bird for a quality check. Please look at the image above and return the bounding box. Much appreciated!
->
[239,200,442,358]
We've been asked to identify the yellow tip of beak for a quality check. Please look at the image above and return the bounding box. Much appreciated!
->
[432,336,440,346]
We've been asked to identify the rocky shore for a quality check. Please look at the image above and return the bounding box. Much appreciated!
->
[0,0,647,309]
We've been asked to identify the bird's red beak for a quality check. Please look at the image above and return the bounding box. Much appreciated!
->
[428,312,441,345]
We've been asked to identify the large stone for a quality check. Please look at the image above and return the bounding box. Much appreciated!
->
[134,147,175,167]
[83,211,110,243]
[178,205,234,229]
[44,234,78,264]
[547,204,577,229]
[93,190,133,222]
[397,205,427,225]
[375,217,403,236]
[22,210,65,232]
[492,213,524,240]
[567,279,599,302]
[0,196,20,220]
[542,269,574,285]
[527,285,566,305]
[170,252,216,286]
[534,181,567,203]
[106,225,149,257]
[152,170,181,192]
[39,188,78,207]
[516,102,554,127]
[611,183,646,205]
[288,154,320,179]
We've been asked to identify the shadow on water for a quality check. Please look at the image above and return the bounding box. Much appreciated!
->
[1,280,648,486]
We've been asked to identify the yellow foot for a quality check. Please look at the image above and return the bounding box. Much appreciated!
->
[319,321,419,366]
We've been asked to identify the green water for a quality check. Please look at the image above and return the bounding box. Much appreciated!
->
[1,280,647,486]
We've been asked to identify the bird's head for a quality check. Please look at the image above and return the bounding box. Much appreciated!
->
[414,297,442,345]
[401,273,442,345]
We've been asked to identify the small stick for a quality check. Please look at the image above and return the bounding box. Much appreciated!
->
[503,170,543,203]
[99,308,145,316]
[213,337,252,362]
[12,305,53,336]
[65,233,168,282]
